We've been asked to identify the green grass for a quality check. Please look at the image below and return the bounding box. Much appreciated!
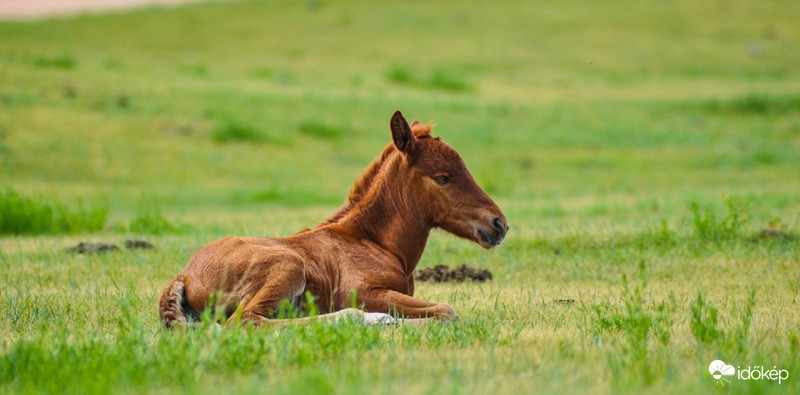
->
[129,199,192,235]
[212,119,265,143]
[0,188,107,234]
[1,0,799,393]
[387,64,474,92]
[298,118,344,139]
[30,53,77,70]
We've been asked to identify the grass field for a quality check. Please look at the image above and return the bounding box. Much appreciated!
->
[1,0,799,393]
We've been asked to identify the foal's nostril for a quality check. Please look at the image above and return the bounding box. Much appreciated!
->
[493,217,507,234]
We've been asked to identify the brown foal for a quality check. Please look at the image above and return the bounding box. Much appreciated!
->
[158,111,508,328]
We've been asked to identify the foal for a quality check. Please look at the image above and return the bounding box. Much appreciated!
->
[158,111,508,328]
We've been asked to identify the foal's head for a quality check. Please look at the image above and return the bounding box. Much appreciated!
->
[390,111,508,249]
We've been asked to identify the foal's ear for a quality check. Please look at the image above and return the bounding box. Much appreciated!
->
[390,110,419,155]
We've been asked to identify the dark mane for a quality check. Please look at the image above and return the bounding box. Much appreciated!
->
[317,123,434,226]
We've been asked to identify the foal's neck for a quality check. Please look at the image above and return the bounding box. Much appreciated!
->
[336,157,430,276]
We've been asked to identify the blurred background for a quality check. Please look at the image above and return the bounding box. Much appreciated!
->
[1,4,799,393]
[0,0,798,235]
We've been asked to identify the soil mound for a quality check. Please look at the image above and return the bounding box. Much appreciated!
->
[67,242,119,254]
[68,240,155,253]
[125,239,155,249]
[415,264,492,283]
[754,228,797,242]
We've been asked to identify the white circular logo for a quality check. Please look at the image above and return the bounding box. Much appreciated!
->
[709,360,736,385]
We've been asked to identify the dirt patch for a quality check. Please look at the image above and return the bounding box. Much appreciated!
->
[68,239,155,253]
[415,264,492,283]
[67,242,119,254]
[0,0,200,20]
[754,228,797,242]
[125,239,155,249]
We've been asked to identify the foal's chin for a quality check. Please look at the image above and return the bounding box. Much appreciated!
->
[442,224,505,250]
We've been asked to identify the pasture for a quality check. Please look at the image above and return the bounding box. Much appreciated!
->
[1,0,799,393]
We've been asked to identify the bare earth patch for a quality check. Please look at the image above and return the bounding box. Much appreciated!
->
[415,264,493,283]
[67,242,119,254]
[0,0,200,19]
[67,240,155,254]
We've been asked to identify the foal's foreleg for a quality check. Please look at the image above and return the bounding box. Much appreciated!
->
[361,289,457,323]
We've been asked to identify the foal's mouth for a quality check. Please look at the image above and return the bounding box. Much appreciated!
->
[477,228,505,248]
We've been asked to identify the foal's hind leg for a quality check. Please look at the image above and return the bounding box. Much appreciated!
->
[225,261,395,327]
[226,259,307,327]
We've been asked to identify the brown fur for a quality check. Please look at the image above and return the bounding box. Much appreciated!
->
[158,111,508,328]
[159,276,183,328]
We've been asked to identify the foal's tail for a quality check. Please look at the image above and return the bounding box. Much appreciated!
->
[158,275,190,329]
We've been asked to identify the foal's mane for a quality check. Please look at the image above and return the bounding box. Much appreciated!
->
[317,123,434,227]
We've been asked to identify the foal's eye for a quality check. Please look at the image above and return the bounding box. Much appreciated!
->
[433,175,451,185]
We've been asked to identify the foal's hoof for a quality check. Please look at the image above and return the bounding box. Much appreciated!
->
[361,312,396,325]
[435,304,458,322]
[441,313,460,323]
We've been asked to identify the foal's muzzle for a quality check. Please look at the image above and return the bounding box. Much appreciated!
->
[477,216,508,248]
